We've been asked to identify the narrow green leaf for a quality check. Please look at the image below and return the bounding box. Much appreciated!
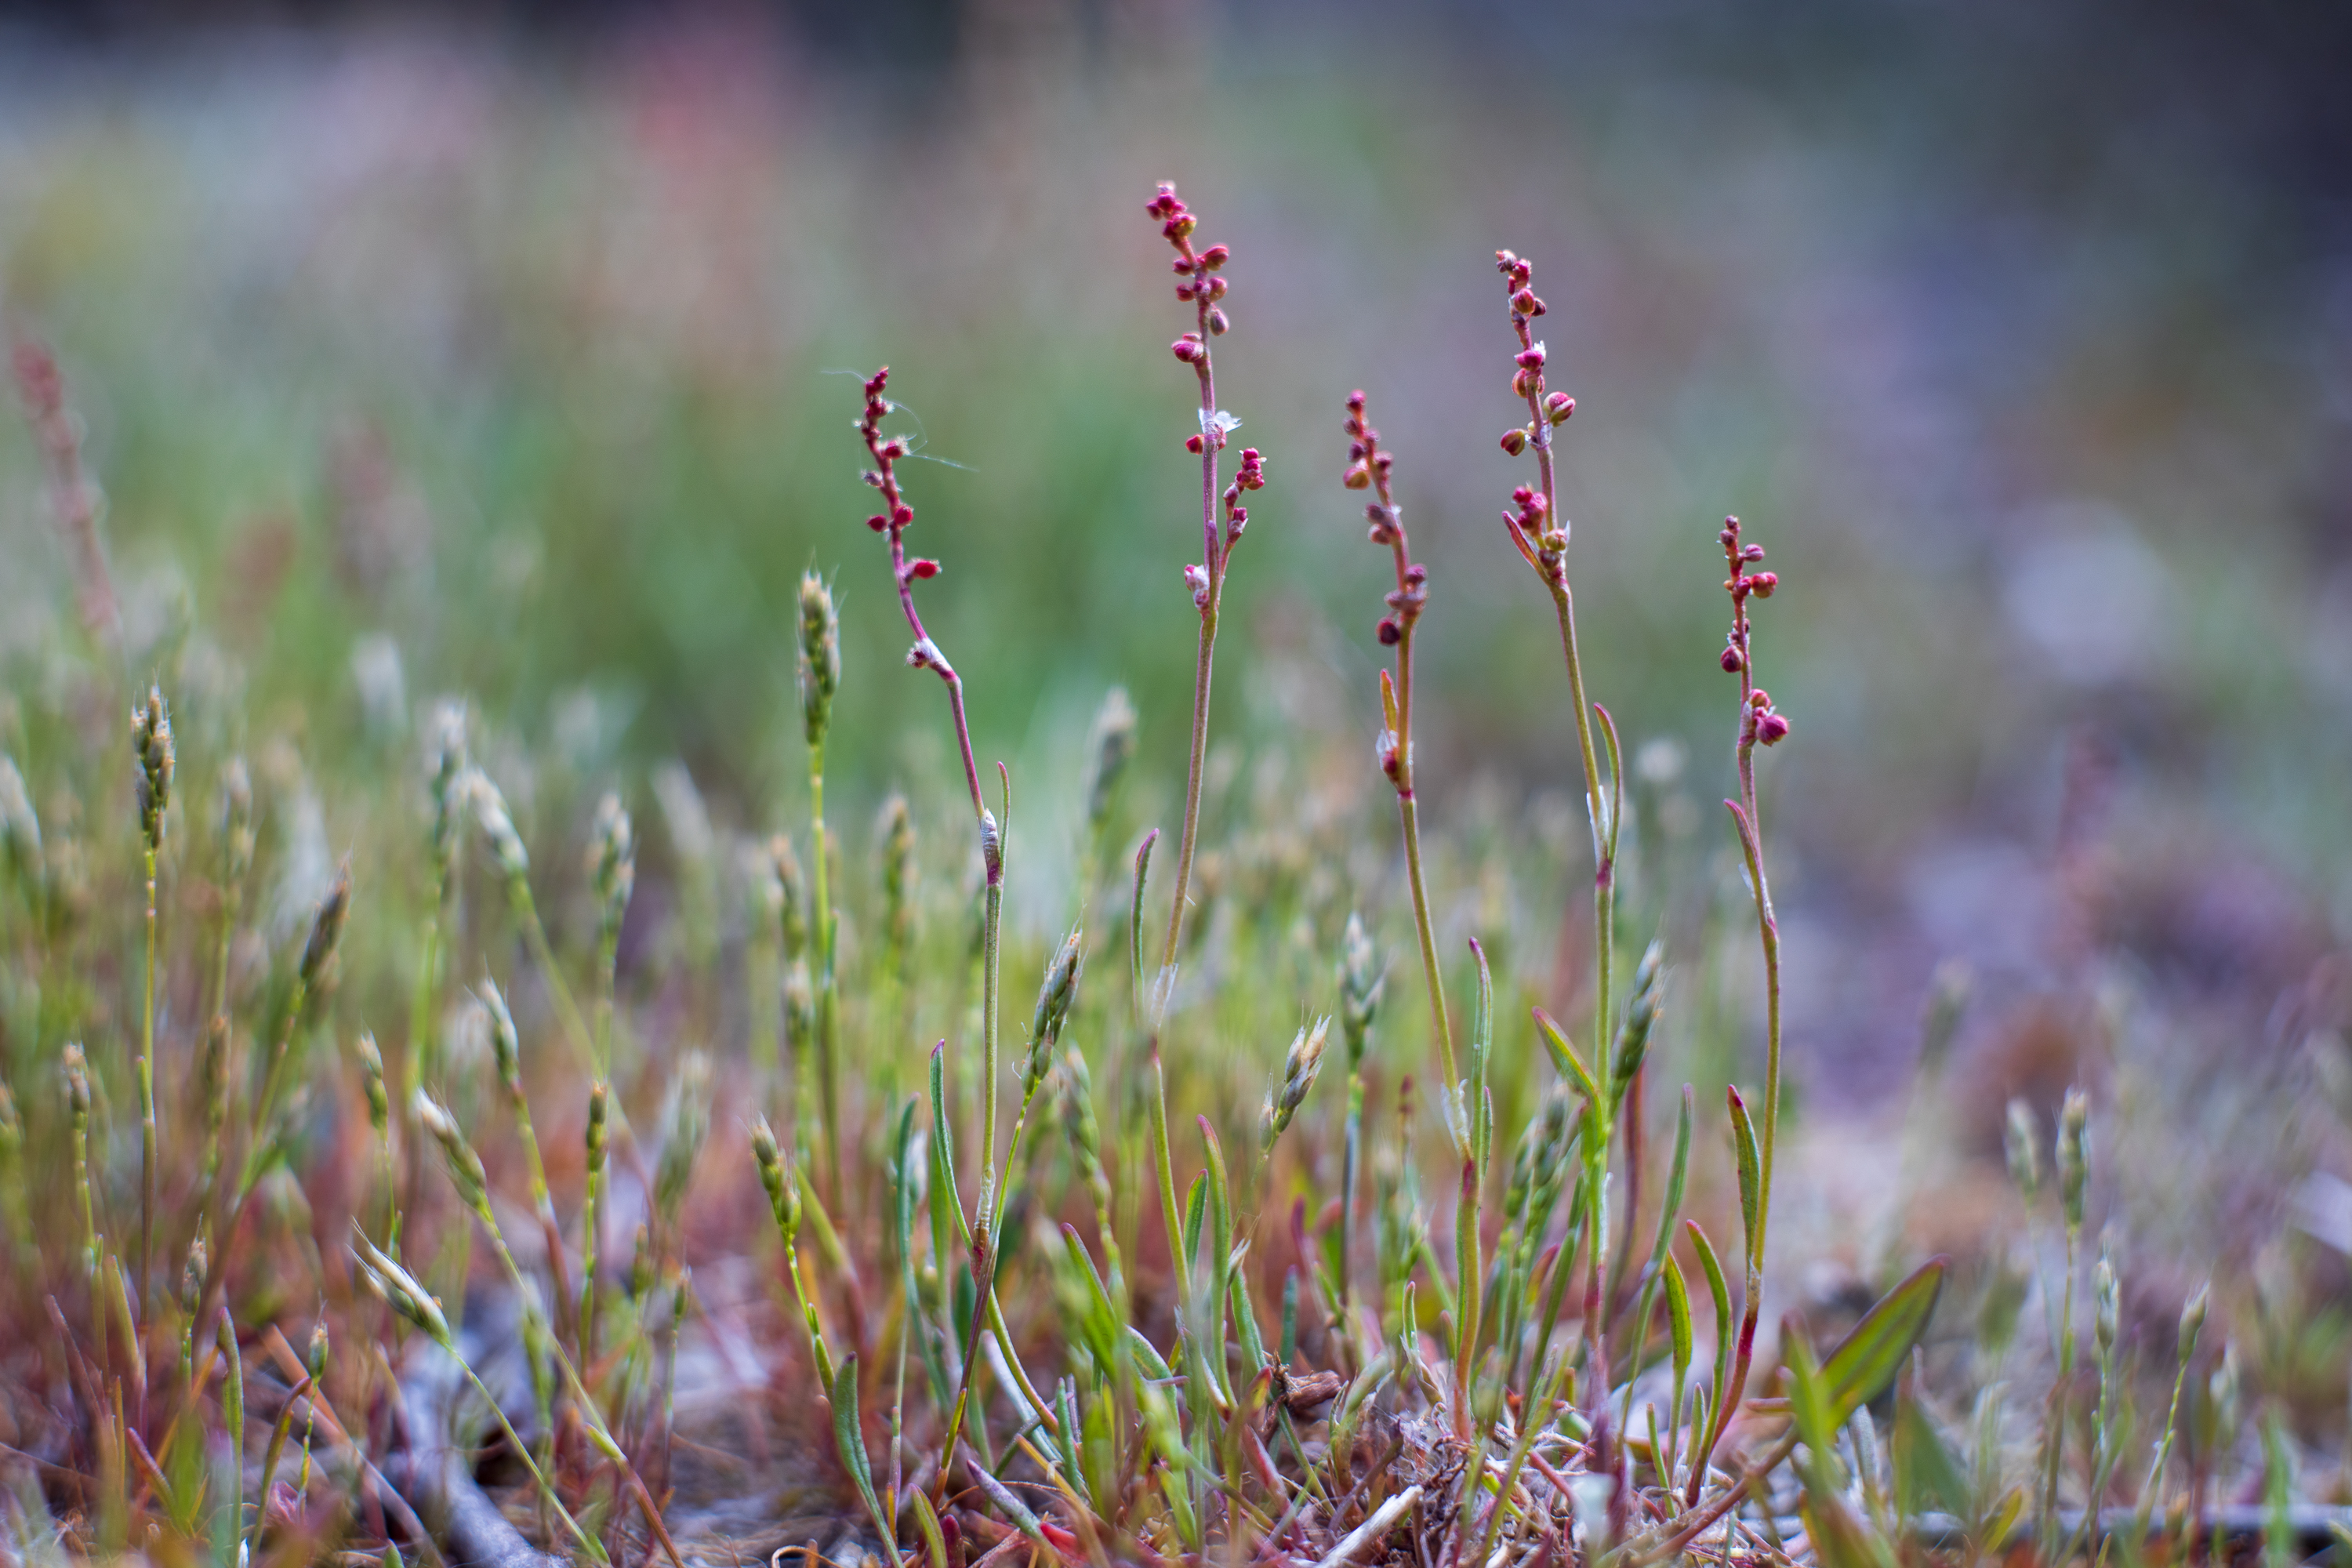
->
[908,1490,949,1568]
[1893,1381,1969,1519]
[1663,1254,1693,1386]
[1123,1324,1176,1384]
[1728,1086,1763,1268]
[830,1355,902,1568]
[1181,1173,1207,1282]
[1686,1219,1735,1433]
[1820,1257,1947,1425]
[1533,1007,1601,1105]
[1468,939,1494,1168]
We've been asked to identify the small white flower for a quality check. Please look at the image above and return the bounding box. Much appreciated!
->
[1199,408,1242,437]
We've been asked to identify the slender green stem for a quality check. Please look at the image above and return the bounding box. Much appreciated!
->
[810,740,840,1200]
[1158,600,1220,1004]
[139,846,158,1309]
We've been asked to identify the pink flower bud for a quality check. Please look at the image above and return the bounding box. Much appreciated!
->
[1200,244,1229,269]
[892,504,914,526]
[1742,543,1766,562]
[1208,308,1229,336]
[1720,643,1744,673]
[1757,712,1791,746]
[908,558,940,579]
[1377,618,1401,645]
[1171,336,1204,364]
[1515,346,1546,369]
[1751,571,1777,597]
[1345,463,1370,489]
[1176,283,1195,302]
[1500,428,1527,456]
[1186,434,1206,454]
[1545,392,1575,424]
[866,514,889,532]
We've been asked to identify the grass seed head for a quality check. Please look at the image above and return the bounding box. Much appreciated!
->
[64,1043,89,1122]
[426,702,468,883]
[353,1229,451,1347]
[770,833,807,958]
[752,1114,801,1240]
[1611,941,1665,1102]
[1339,912,1383,1070]
[358,1031,389,1134]
[466,768,529,880]
[586,1080,608,1172]
[655,1051,711,1228]
[201,1014,230,1146]
[1025,925,1085,1093]
[132,685,174,851]
[590,792,634,940]
[879,797,916,959]
[216,757,253,887]
[2005,1096,2042,1206]
[1263,1016,1331,1149]
[1054,1047,1100,1176]
[2094,1251,2119,1356]
[798,572,840,746]
[481,978,521,1092]
[1085,688,1137,836]
[2058,1087,2090,1232]
[0,755,42,879]
[181,1236,207,1314]
[300,862,352,989]
[414,1090,488,1214]
[2180,1282,2209,1363]
[307,1320,330,1384]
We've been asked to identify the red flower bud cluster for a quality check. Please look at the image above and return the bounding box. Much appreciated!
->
[1151,182,1235,399]
[1493,250,1580,588]
[1222,445,1265,554]
[1152,180,1258,624]
[1341,391,1427,648]
[1719,515,1790,746]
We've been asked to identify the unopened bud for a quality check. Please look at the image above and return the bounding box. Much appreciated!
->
[1544,391,1574,424]
[2005,1098,2041,1205]
[300,862,352,989]
[2057,1088,2089,1232]
[1263,1017,1332,1149]
[358,1033,389,1135]
[1500,428,1527,456]
[2178,1283,2209,1365]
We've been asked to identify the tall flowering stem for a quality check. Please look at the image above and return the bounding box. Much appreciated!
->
[858,368,999,1182]
[1341,395,1453,1127]
[132,686,173,1308]
[858,367,1044,1495]
[1685,513,1791,1502]
[1492,249,1624,1475]
[1341,394,1480,1437]
[1146,182,1262,1008]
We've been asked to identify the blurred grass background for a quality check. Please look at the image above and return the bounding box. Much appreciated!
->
[2,0,2349,1120]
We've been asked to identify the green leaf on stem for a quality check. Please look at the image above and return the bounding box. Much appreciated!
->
[830,1355,902,1568]
[1534,1007,1602,1107]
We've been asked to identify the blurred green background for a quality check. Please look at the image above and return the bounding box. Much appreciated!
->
[2,0,2349,1112]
